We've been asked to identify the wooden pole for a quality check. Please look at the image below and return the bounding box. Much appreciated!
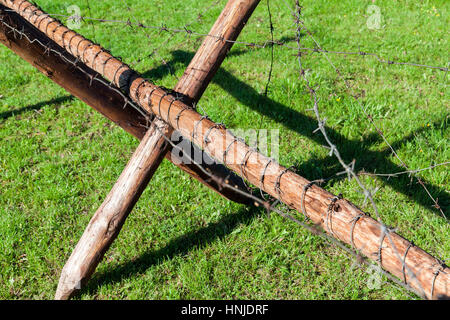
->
[2,0,448,299]
[0,3,250,204]
[54,0,261,299]
[55,119,170,299]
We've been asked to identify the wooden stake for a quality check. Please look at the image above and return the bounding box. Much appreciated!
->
[55,118,170,299]
[54,0,261,299]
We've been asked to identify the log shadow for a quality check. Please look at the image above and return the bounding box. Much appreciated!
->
[82,206,263,296]
[80,47,447,295]
[0,95,74,121]
[143,49,449,218]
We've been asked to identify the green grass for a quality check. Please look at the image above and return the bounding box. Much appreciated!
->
[0,0,448,300]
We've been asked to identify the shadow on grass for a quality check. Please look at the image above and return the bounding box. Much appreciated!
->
[82,46,447,295]
[143,49,449,219]
[0,95,74,121]
[83,205,262,295]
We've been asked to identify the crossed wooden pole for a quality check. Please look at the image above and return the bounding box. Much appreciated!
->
[0,0,448,300]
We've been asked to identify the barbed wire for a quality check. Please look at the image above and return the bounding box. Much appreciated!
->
[123,0,446,298]
[289,0,432,297]
[283,0,448,219]
[113,0,447,224]
[3,8,447,73]
[0,9,152,126]
[139,109,425,300]
[358,162,450,178]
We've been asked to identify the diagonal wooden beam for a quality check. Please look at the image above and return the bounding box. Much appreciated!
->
[53,0,261,299]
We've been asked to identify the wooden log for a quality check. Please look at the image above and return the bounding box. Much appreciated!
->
[55,118,170,299]
[3,0,448,299]
[174,0,259,102]
[54,0,260,299]
[0,3,250,204]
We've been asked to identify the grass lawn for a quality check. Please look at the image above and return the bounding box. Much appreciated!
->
[0,0,448,299]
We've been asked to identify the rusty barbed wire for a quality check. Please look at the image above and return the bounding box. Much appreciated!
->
[101,0,446,297]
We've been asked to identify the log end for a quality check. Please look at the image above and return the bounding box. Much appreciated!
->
[54,271,83,300]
